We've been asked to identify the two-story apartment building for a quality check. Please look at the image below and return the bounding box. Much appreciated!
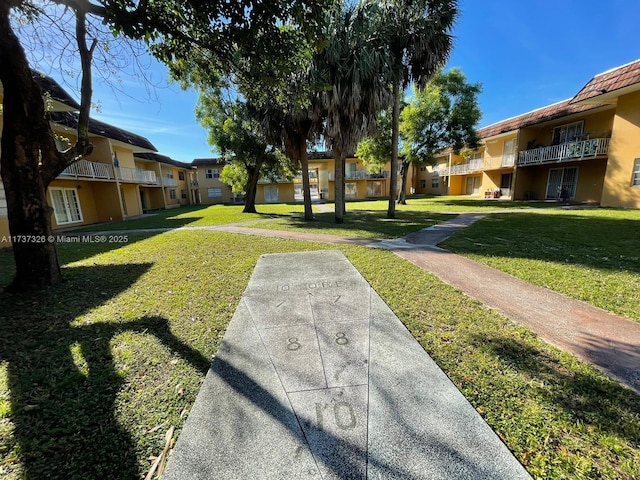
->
[254,153,413,203]
[135,153,197,210]
[0,74,196,247]
[418,59,640,208]
[192,158,234,204]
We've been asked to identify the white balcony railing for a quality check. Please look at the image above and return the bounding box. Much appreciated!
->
[258,176,291,184]
[328,171,390,181]
[162,177,178,187]
[518,138,610,166]
[117,166,158,184]
[58,160,115,180]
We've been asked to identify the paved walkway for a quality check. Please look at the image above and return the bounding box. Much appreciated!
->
[383,215,640,395]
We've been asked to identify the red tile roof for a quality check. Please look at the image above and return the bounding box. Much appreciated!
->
[570,59,640,104]
[478,100,606,139]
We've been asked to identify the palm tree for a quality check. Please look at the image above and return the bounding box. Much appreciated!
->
[366,0,457,218]
[315,2,391,223]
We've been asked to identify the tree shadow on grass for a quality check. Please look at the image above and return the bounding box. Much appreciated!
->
[0,234,159,288]
[471,332,640,445]
[0,264,212,479]
[441,212,640,274]
[281,210,452,238]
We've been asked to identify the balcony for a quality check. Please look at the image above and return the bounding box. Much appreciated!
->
[117,166,158,184]
[258,176,291,184]
[162,177,178,187]
[518,138,610,166]
[58,160,115,180]
[450,159,482,175]
[328,171,390,181]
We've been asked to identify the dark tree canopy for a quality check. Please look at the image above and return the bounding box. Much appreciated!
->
[0,0,336,289]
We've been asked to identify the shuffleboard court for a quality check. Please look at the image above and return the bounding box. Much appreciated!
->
[163,251,531,479]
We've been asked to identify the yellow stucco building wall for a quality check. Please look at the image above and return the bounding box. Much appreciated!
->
[602,91,640,208]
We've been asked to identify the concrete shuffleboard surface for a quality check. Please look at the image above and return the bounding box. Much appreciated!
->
[163,251,531,479]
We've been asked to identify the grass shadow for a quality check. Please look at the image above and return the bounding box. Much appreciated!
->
[68,205,208,233]
[441,211,640,274]
[263,210,452,239]
[0,233,159,288]
[471,332,640,444]
[0,265,212,479]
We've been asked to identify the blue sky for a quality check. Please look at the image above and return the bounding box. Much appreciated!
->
[36,0,640,163]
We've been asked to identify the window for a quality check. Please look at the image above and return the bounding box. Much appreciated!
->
[166,170,174,179]
[367,181,383,197]
[0,184,7,218]
[546,167,578,199]
[502,139,517,166]
[432,178,439,188]
[420,166,427,171]
[178,171,185,181]
[345,182,358,198]
[181,189,187,199]
[552,121,584,144]
[207,188,222,198]
[205,168,220,179]
[633,159,640,186]
[50,188,83,224]
[420,179,426,189]
[169,189,176,200]
[264,186,279,203]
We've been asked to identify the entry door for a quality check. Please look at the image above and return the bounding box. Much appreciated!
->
[500,173,513,197]
[466,176,480,195]
[140,190,147,211]
[546,167,578,199]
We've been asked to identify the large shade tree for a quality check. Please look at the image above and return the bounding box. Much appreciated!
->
[400,68,481,202]
[0,0,333,290]
[316,1,391,223]
[365,0,457,219]
[196,91,291,214]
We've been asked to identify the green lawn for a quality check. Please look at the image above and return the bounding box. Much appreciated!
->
[440,207,640,322]
[245,209,453,238]
[68,203,307,232]
[1,200,639,479]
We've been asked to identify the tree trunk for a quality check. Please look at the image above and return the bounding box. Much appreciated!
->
[334,147,345,224]
[243,162,262,213]
[387,81,401,219]
[397,160,409,204]
[300,146,313,221]
[0,7,62,290]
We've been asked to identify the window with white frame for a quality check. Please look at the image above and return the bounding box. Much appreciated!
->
[179,171,185,181]
[50,187,83,224]
[552,121,584,144]
[632,159,640,186]
[166,170,174,179]
[169,189,176,200]
[207,188,222,198]
[432,178,439,188]
[181,189,187,199]
[205,168,220,179]
[502,139,517,166]
[345,182,358,198]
